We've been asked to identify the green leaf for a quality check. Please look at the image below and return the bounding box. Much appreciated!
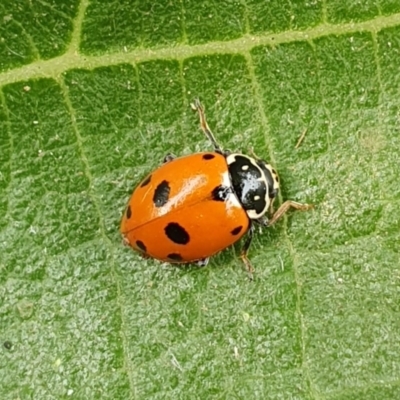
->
[1,1,400,399]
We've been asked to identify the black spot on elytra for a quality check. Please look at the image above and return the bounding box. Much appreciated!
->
[202,153,215,160]
[153,180,170,207]
[167,253,183,261]
[231,226,243,235]
[126,205,132,219]
[140,175,152,187]
[211,185,230,201]
[136,240,147,252]
[165,223,190,245]
[272,169,277,175]
[275,176,279,182]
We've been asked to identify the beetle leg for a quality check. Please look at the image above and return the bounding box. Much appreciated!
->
[255,216,269,227]
[163,153,176,163]
[268,198,276,215]
[240,223,255,280]
[268,200,313,226]
[191,99,223,153]
[196,258,209,267]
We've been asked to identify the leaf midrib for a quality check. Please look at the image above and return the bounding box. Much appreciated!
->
[1,13,400,87]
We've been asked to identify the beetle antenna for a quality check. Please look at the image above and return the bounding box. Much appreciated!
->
[191,99,223,153]
[248,146,261,160]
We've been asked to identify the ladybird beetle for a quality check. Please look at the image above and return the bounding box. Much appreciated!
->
[121,100,312,275]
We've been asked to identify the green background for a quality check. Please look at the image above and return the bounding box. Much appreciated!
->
[1,1,400,399]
